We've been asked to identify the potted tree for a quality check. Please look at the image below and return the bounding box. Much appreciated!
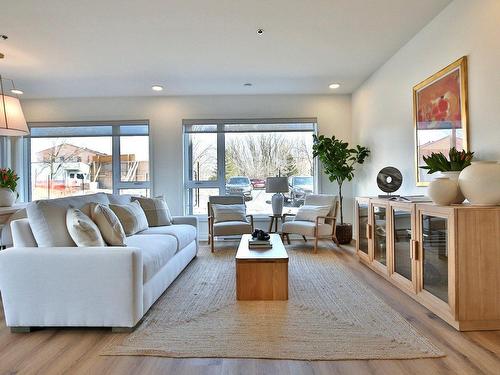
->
[312,135,370,244]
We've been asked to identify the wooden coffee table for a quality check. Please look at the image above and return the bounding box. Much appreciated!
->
[235,234,289,300]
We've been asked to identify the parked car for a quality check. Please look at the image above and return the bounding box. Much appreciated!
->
[286,176,313,206]
[250,178,266,189]
[226,176,253,200]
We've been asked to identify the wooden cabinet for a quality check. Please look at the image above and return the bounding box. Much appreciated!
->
[355,197,500,331]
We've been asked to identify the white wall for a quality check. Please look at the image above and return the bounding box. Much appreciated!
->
[21,94,353,237]
[352,0,500,199]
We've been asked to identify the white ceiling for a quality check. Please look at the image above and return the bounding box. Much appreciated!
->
[0,0,451,98]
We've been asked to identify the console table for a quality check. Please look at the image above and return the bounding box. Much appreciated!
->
[355,197,500,331]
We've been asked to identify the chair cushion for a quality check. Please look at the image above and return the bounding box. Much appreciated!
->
[139,225,196,250]
[90,204,126,246]
[212,204,248,223]
[66,207,106,247]
[132,196,173,226]
[282,221,333,237]
[125,234,178,283]
[26,193,110,247]
[213,221,252,236]
[109,201,149,236]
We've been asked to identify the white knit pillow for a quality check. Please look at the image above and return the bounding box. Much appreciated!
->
[295,205,331,222]
[66,207,106,247]
[109,201,149,235]
[211,204,248,223]
[90,203,127,246]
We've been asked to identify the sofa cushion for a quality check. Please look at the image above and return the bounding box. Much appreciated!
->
[91,204,126,246]
[132,196,173,226]
[26,193,110,247]
[109,201,149,236]
[139,225,196,250]
[213,221,252,236]
[66,207,106,247]
[125,234,178,283]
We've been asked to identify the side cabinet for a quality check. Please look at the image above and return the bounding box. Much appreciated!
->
[369,199,389,275]
[415,205,456,324]
[355,197,370,263]
[354,197,500,331]
[388,201,416,293]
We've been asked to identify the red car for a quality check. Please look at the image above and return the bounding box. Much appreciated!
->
[250,178,266,189]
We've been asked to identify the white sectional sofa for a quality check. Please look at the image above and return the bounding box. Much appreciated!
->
[0,193,198,332]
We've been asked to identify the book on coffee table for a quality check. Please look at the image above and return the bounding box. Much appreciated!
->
[248,238,272,249]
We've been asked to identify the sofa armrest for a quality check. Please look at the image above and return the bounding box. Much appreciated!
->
[11,218,37,247]
[171,215,198,228]
[0,246,143,328]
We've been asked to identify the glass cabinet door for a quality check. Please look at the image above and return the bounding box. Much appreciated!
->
[421,215,449,303]
[393,209,412,282]
[357,202,369,255]
[373,206,387,266]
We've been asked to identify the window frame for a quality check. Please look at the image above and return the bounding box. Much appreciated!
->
[25,120,152,201]
[182,118,318,217]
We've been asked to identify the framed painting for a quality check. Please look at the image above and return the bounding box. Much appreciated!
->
[413,56,469,186]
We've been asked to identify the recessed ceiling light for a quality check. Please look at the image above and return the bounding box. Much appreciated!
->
[243,83,253,87]
[329,83,341,89]
[151,85,163,91]
[10,89,23,95]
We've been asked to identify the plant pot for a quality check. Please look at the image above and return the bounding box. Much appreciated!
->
[427,177,458,206]
[440,171,465,204]
[0,188,16,207]
[336,223,352,244]
[458,161,500,205]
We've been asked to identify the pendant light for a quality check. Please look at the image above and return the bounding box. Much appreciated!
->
[0,75,29,136]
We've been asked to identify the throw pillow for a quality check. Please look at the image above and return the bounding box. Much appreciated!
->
[132,196,172,226]
[90,204,127,246]
[211,204,248,223]
[66,207,106,247]
[109,200,149,235]
[295,205,332,223]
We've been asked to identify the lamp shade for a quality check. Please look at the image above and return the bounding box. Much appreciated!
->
[0,94,29,136]
[266,177,289,193]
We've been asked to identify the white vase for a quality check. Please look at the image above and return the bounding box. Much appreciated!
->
[0,188,16,207]
[427,177,459,206]
[458,161,500,205]
[440,171,465,204]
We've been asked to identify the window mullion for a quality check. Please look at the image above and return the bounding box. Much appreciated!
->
[111,126,121,195]
[217,122,225,194]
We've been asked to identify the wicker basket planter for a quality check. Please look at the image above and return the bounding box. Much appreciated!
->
[336,223,353,245]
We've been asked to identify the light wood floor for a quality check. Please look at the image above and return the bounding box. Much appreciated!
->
[0,242,499,375]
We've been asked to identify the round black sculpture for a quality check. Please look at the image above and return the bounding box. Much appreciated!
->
[377,166,403,196]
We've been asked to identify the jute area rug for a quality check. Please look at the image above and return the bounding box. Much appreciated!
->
[102,244,443,361]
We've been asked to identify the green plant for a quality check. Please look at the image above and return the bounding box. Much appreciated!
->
[312,135,370,225]
[420,147,474,174]
[0,167,19,192]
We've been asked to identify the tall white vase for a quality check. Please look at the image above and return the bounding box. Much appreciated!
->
[459,161,500,205]
[0,188,16,207]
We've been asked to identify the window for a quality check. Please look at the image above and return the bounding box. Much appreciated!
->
[183,119,317,215]
[27,121,150,200]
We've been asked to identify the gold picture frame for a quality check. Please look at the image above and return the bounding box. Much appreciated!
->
[413,56,469,186]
